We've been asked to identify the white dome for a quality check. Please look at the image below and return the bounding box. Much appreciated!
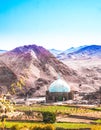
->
[49,79,70,92]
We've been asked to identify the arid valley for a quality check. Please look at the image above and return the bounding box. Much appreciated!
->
[0,44,101,130]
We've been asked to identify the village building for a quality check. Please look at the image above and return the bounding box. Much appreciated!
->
[46,78,74,103]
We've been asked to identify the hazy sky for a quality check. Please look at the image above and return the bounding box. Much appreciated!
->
[0,0,101,50]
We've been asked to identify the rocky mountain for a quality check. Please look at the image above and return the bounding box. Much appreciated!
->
[62,46,101,95]
[0,44,82,97]
[51,45,101,60]
[65,45,101,60]
[49,45,87,59]
[49,45,101,94]
[0,60,17,94]
[63,46,87,54]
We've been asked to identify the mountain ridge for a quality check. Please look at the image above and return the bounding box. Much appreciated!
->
[50,45,101,60]
[0,44,101,96]
[0,44,81,96]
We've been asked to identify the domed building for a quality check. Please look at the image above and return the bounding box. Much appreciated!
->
[46,78,74,103]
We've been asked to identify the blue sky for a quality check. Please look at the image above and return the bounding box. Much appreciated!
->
[0,0,101,50]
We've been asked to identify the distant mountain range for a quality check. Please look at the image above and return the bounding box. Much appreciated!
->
[1,44,101,59]
[49,45,101,60]
[49,49,63,56]
[0,50,7,53]
[0,44,101,96]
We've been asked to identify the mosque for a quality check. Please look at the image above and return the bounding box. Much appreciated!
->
[46,78,74,103]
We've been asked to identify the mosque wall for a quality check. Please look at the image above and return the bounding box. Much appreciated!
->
[46,91,74,103]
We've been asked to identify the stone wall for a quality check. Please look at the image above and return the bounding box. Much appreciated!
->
[46,91,74,103]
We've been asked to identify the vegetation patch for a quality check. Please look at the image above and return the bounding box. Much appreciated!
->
[94,119,101,124]
[0,121,101,130]
[42,111,56,123]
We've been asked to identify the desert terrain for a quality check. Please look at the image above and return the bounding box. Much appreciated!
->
[63,58,101,92]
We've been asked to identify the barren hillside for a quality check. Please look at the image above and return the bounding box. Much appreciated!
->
[0,45,82,96]
[50,45,101,93]
[63,58,101,92]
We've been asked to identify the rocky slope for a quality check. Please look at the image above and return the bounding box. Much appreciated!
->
[64,59,101,92]
[50,45,101,93]
[0,60,17,94]
[0,45,82,96]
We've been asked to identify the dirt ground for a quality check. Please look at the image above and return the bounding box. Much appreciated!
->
[57,116,93,123]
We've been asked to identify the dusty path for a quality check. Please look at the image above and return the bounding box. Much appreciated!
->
[56,116,93,123]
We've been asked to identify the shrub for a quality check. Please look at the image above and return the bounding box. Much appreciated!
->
[42,111,56,123]
[30,124,54,130]
[31,125,43,130]
[11,124,20,130]
[43,124,54,130]
[56,128,65,130]
[91,125,101,130]
[20,125,29,130]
